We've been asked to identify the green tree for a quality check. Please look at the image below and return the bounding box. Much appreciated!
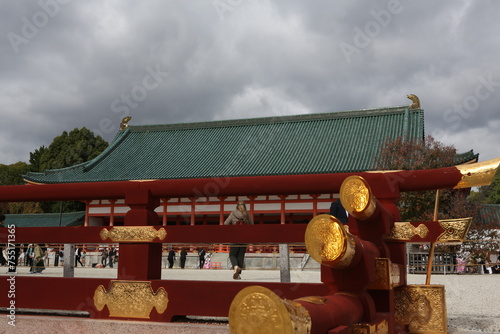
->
[30,128,108,213]
[28,145,48,172]
[0,162,43,214]
[471,169,500,205]
[33,127,108,172]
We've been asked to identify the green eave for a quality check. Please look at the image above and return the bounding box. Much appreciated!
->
[454,150,479,165]
[4,212,85,227]
[24,106,425,184]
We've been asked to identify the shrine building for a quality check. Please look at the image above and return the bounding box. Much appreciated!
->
[23,104,478,228]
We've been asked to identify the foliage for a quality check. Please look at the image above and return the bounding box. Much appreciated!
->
[0,161,29,185]
[375,135,458,221]
[1,128,108,214]
[30,127,108,172]
[32,128,108,213]
[470,168,500,205]
[376,136,500,263]
[0,162,43,214]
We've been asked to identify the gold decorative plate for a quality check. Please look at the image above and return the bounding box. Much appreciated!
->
[229,286,311,334]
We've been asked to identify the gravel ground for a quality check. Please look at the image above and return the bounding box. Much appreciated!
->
[407,274,500,333]
[2,268,499,332]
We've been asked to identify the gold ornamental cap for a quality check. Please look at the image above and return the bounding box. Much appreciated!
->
[228,286,311,334]
[305,214,356,269]
[340,175,376,220]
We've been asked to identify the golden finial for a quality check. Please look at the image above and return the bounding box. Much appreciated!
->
[119,116,132,130]
[407,94,420,109]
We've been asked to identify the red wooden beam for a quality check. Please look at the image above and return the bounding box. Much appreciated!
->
[0,225,308,244]
[0,167,466,203]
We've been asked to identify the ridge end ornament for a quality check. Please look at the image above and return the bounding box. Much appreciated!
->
[407,94,421,109]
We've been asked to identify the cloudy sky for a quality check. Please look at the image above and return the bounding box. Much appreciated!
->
[1,1,499,166]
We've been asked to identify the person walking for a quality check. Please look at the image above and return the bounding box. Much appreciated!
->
[224,201,254,279]
[75,247,84,267]
[108,247,115,268]
[198,248,206,269]
[180,248,187,269]
[167,248,176,268]
[101,247,108,267]
[30,243,45,274]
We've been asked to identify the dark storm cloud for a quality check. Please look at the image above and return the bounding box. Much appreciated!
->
[1,0,499,164]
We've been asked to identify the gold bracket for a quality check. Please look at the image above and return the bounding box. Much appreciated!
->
[93,280,168,319]
[387,222,429,241]
[351,319,388,334]
[367,258,402,290]
[437,218,472,242]
[394,285,447,333]
[100,226,167,242]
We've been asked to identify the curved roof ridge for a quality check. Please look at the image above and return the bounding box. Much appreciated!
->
[83,129,131,172]
[23,129,131,181]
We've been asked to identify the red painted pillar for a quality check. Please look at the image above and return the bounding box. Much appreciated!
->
[117,189,162,280]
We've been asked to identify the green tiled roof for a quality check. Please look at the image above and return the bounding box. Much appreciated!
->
[24,106,425,184]
[454,150,479,165]
[4,212,85,227]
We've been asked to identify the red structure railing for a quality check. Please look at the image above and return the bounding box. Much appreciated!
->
[1,158,498,333]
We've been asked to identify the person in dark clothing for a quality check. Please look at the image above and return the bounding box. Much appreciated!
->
[75,247,84,267]
[198,248,206,269]
[108,247,115,268]
[329,200,348,224]
[180,248,187,269]
[224,201,254,279]
[167,248,176,268]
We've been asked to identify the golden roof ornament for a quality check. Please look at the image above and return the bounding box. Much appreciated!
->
[119,116,132,130]
[407,94,420,109]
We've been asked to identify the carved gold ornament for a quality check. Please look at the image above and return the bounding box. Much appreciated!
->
[367,258,402,290]
[387,222,429,241]
[351,319,388,334]
[100,226,167,242]
[229,286,311,334]
[454,157,500,189]
[436,218,472,243]
[93,281,168,319]
[305,214,356,269]
[394,285,447,333]
[340,175,376,220]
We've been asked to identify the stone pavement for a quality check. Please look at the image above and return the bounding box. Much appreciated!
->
[1,267,499,333]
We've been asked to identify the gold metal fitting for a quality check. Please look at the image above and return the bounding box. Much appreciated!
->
[340,175,376,220]
[454,157,500,189]
[100,226,167,242]
[305,214,356,269]
[229,286,311,334]
[93,280,168,319]
[394,285,447,333]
